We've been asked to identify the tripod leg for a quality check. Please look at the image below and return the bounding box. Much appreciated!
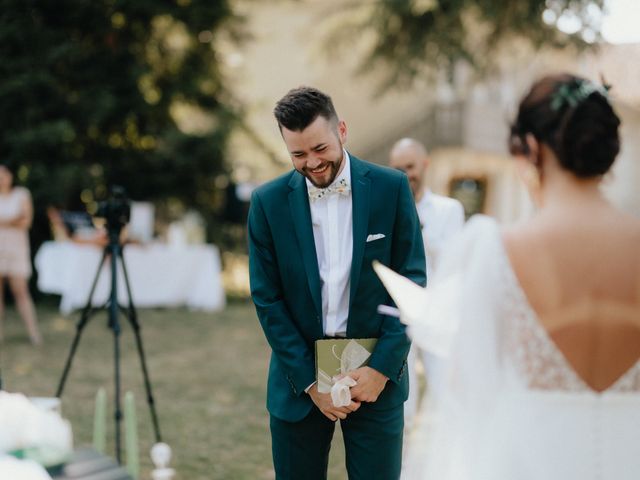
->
[56,247,109,398]
[110,243,123,464]
[118,250,163,443]
[113,316,123,464]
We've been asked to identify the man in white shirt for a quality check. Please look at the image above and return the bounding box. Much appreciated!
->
[389,138,465,424]
[249,88,426,479]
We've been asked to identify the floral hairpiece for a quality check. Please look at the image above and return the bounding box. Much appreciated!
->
[550,79,610,111]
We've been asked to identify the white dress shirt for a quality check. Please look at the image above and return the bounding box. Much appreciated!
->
[307,150,353,337]
[405,188,465,420]
[415,189,465,277]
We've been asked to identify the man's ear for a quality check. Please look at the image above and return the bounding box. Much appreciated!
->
[337,120,347,145]
[422,155,430,171]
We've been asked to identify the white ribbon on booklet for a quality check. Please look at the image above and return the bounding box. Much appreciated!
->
[329,340,372,407]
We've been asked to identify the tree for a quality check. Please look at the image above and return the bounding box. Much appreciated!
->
[326,0,605,90]
[0,0,246,250]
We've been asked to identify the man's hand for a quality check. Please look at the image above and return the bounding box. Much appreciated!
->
[307,384,361,421]
[348,366,389,403]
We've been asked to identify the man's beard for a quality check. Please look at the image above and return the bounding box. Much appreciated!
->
[302,151,343,189]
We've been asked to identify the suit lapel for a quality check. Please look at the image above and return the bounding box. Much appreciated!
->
[349,156,371,307]
[288,173,322,319]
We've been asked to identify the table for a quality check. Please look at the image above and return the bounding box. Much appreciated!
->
[52,448,132,480]
[35,241,225,314]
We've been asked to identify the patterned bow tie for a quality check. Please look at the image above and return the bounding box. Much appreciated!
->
[307,178,351,202]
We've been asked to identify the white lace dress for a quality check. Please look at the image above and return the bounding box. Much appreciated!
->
[401,215,640,480]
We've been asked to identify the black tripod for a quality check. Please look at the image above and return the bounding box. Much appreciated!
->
[56,221,162,463]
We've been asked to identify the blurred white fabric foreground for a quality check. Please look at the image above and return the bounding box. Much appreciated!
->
[35,242,225,314]
[0,391,73,480]
[376,216,640,480]
[0,456,52,480]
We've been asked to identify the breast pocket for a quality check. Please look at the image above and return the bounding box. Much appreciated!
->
[363,236,390,263]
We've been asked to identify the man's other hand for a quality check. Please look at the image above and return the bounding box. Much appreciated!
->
[308,384,361,421]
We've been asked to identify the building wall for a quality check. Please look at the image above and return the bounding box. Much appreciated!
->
[228,2,640,220]
[604,104,640,217]
[225,0,440,181]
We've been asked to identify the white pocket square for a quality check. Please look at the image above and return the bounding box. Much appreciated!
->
[366,233,386,243]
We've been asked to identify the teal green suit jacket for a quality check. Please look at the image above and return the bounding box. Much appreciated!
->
[248,154,426,422]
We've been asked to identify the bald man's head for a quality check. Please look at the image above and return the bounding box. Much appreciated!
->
[389,138,429,201]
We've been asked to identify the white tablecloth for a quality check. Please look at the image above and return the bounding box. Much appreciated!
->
[35,241,225,314]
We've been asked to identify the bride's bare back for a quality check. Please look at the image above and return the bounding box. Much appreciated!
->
[504,203,640,392]
[503,73,640,392]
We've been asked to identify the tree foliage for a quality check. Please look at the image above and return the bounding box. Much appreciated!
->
[327,0,605,90]
[0,0,245,248]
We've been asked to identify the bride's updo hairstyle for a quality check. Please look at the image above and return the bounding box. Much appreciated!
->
[509,73,620,178]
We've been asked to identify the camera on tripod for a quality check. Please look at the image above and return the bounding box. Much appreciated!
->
[96,186,131,236]
[57,183,163,461]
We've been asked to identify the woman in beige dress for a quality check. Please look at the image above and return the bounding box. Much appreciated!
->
[0,164,41,345]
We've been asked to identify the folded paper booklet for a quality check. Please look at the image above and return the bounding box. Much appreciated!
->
[315,338,378,393]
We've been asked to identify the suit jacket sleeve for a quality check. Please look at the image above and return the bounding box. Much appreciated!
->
[248,191,316,396]
[368,174,427,383]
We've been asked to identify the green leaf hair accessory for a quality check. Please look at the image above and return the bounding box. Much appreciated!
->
[550,79,609,112]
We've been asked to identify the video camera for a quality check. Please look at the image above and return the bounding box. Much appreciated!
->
[96,185,131,235]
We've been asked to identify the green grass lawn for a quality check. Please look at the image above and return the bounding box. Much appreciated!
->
[1,299,349,479]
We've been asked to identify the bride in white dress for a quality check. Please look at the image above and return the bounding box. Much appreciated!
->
[379,73,640,480]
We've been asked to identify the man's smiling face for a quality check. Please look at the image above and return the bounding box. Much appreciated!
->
[281,115,347,188]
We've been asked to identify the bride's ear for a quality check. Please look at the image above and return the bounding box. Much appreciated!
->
[524,134,541,167]
[516,134,544,208]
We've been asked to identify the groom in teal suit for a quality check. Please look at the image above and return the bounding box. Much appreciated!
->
[248,86,426,479]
